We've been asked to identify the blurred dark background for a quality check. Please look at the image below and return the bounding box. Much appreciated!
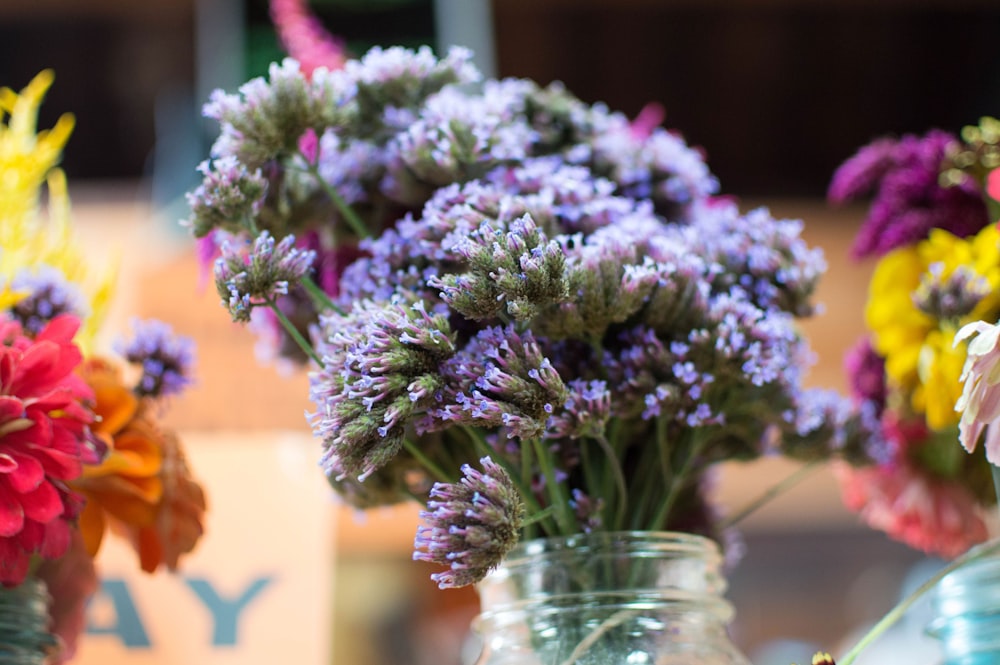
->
[1,0,999,197]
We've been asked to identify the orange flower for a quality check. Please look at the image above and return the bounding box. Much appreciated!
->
[70,358,162,558]
[70,356,207,572]
[130,430,206,573]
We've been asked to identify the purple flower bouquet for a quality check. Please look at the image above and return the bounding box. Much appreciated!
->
[185,45,884,589]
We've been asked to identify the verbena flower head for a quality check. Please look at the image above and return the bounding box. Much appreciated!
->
[311,296,456,481]
[190,45,879,587]
[215,230,316,323]
[114,318,196,398]
[413,456,524,588]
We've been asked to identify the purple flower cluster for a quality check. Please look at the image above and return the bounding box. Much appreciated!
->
[911,263,989,321]
[115,318,196,398]
[189,45,884,587]
[828,130,990,258]
[413,456,524,588]
[429,215,568,322]
[310,297,456,481]
[214,231,316,323]
[428,325,570,442]
[8,267,88,336]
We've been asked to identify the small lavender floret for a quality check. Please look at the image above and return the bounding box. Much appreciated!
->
[428,325,569,440]
[115,318,196,398]
[779,389,889,466]
[184,157,268,238]
[547,379,611,440]
[431,215,569,322]
[381,83,536,205]
[204,58,332,167]
[310,296,457,480]
[214,231,316,323]
[912,263,990,320]
[675,202,826,317]
[569,488,604,533]
[9,267,88,336]
[413,456,524,588]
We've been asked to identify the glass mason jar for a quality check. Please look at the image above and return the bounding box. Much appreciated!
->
[926,556,1000,665]
[0,577,59,665]
[471,531,751,665]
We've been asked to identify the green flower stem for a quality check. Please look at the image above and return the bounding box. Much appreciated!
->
[838,538,1000,665]
[594,433,628,532]
[628,417,670,529]
[522,505,557,528]
[649,429,707,531]
[401,438,452,484]
[719,458,824,529]
[266,300,324,366]
[301,274,344,315]
[298,154,371,240]
[532,437,576,535]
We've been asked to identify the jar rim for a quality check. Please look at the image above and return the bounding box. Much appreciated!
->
[500,530,720,568]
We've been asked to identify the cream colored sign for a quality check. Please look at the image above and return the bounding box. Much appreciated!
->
[75,430,334,664]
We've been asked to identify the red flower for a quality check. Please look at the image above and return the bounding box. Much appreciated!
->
[0,315,94,586]
[834,461,988,559]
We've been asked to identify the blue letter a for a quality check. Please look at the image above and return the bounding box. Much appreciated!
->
[85,579,152,648]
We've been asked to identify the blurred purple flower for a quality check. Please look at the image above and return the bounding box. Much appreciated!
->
[828,130,989,258]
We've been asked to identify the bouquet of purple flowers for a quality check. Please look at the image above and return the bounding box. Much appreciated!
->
[186,45,883,588]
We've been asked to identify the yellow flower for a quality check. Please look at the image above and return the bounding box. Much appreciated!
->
[914,327,968,430]
[866,224,1000,430]
[865,246,931,388]
[0,70,117,350]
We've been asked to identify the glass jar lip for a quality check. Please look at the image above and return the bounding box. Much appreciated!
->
[500,530,720,567]
[927,555,1000,636]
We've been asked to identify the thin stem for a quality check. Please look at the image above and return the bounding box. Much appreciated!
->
[296,154,371,239]
[266,300,324,366]
[401,438,452,484]
[838,538,1000,665]
[557,608,636,665]
[594,433,628,532]
[301,274,344,315]
[719,458,824,529]
[522,505,557,527]
[460,425,547,523]
[532,437,575,535]
[649,429,707,531]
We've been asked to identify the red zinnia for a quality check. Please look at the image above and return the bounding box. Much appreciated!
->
[0,314,94,586]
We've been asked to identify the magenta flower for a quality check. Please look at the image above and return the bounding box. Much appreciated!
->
[955,319,1000,464]
[828,130,989,258]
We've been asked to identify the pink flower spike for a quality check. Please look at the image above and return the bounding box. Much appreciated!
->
[298,127,319,165]
[629,102,666,140]
[955,319,1000,463]
[987,167,1000,204]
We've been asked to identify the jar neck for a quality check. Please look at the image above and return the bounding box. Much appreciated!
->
[928,556,1000,662]
[0,577,58,665]
[475,530,734,632]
